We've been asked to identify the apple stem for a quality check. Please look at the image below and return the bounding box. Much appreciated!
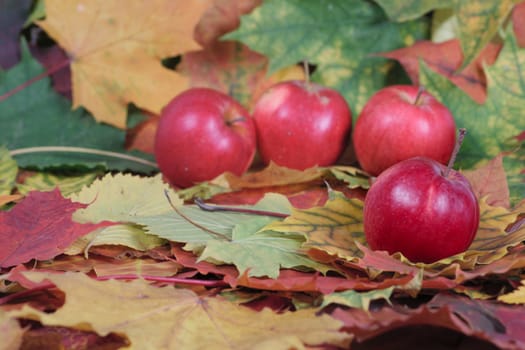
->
[444,128,467,178]
[414,86,425,105]
[303,60,310,83]
[164,190,232,241]
[194,198,288,218]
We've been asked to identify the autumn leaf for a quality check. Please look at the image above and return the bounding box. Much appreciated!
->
[454,0,515,69]
[200,216,333,278]
[225,0,429,114]
[420,29,525,203]
[263,190,365,260]
[9,271,352,349]
[0,0,32,69]
[462,154,511,208]
[178,40,304,109]
[0,147,17,196]
[37,0,213,128]
[380,39,501,103]
[194,0,262,46]
[0,189,111,268]
[0,43,155,171]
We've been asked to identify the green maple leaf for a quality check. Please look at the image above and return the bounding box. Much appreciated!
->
[0,41,154,172]
[420,28,525,204]
[200,217,333,278]
[225,0,429,114]
[373,0,451,21]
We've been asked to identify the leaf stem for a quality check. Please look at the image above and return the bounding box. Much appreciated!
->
[164,190,232,241]
[414,85,425,105]
[444,128,467,178]
[9,146,158,169]
[0,58,70,103]
[194,198,288,218]
[303,60,310,83]
[95,274,228,287]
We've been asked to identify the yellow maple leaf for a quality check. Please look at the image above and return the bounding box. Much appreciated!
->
[9,271,352,349]
[263,190,365,260]
[38,0,213,128]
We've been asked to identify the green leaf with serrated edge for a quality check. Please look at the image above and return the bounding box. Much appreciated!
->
[17,171,101,197]
[374,0,451,21]
[263,190,365,260]
[225,0,429,114]
[64,224,166,256]
[0,147,17,196]
[200,217,332,278]
[139,193,293,249]
[321,287,394,310]
[454,0,515,69]
[419,31,525,203]
[0,41,155,172]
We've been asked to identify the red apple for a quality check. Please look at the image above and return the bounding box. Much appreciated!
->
[364,156,479,263]
[252,80,352,170]
[154,88,256,188]
[353,85,456,176]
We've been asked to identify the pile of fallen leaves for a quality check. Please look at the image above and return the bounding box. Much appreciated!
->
[1,0,525,349]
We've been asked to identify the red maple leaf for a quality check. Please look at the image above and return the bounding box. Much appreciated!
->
[0,189,112,268]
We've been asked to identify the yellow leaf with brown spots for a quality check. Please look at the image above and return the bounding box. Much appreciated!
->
[8,271,351,349]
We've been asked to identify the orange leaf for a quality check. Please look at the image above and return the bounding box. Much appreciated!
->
[194,0,262,46]
[178,41,304,109]
[37,0,213,128]
[380,39,501,103]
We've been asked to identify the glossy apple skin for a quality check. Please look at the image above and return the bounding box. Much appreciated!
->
[364,157,479,263]
[253,81,352,170]
[154,88,256,188]
[353,85,456,176]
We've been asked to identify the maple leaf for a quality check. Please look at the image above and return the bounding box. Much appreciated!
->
[0,147,17,196]
[225,0,429,113]
[0,43,155,171]
[263,190,365,260]
[454,0,515,69]
[380,39,501,103]
[0,310,23,350]
[420,29,525,204]
[0,0,32,69]
[0,189,111,268]
[37,0,213,128]
[178,40,304,109]
[200,216,333,278]
[9,271,352,349]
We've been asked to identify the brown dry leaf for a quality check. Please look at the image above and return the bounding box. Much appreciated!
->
[223,161,324,190]
[37,0,213,128]
[263,190,365,259]
[462,154,511,208]
[9,271,351,349]
[178,40,304,109]
[0,194,24,207]
[194,0,262,46]
[0,310,24,350]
